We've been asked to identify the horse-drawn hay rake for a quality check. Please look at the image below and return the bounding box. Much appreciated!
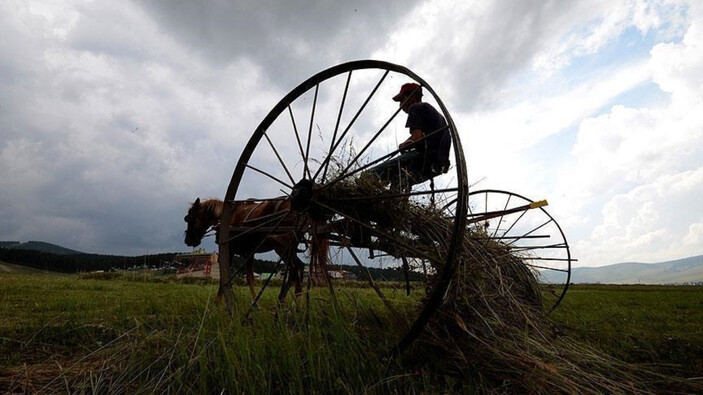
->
[187,60,573,353]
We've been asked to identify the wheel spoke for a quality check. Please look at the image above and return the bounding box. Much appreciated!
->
[245,164,293,190]
[401,257,411,296]
[337,90,436,177]
[491,194,512,239]
[245,256,284,318]
[263,133,295,185]
[288,105,309,179]
[303,84,319,180]
[220,209,290,244]
[322,124,451,190]
[236,208,291,226]
[507,218,554,246]
[345,246,403,321]
[313,70,389,183]
[224,212,292,285]
[319,70,353,183]
[338,105,405,177]
[499,209,529,238]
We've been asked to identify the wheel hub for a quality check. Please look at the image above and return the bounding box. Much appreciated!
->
[290,179,314,213]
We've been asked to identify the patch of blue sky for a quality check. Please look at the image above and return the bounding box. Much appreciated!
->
[592,80,670,118]
[520,122,579,191]
[523,25,678,170]
[563,26,662,84]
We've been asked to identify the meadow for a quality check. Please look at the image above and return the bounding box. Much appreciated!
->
[1,271,701,393]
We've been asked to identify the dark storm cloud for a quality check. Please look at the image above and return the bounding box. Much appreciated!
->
[411,0,578,112]
[137,0,418,87]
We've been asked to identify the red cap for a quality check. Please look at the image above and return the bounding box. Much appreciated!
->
[392,83,422,101]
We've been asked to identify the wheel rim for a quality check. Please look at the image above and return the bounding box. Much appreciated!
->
[219,60,469,353]
[467,189,572,312]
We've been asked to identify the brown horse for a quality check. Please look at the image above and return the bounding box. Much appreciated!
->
[184,197,328,303]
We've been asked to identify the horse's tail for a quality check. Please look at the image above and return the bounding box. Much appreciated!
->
[310,225,331,286]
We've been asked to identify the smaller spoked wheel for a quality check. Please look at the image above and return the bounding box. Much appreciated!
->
[467,189,572,312]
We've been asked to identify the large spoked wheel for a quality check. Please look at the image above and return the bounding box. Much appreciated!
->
[218,60,468,353]
[467,189,572,312]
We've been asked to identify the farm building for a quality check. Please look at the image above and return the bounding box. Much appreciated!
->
[255,272,283,280]
[175,251,219,279]
[328,270,357,280]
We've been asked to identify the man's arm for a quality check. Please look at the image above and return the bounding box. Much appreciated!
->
[399,129,423,150]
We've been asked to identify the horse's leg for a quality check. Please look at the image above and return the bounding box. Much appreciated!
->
[245,255,256,300]
[276,239,301,303]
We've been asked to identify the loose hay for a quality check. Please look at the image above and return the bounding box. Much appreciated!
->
[323,171,699,393]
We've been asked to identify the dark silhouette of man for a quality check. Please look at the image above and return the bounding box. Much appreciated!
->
[367,83,451,190]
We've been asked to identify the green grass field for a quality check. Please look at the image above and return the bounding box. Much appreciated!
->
[551,284,703,376]
[1,272,701,393]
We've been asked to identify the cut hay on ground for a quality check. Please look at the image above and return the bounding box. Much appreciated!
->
[324,173,698,393]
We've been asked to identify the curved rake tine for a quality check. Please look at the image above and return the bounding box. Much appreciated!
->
[525,263,570,272]
[510,243,568,252]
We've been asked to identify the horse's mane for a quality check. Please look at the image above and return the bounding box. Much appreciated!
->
[195,198,224,219]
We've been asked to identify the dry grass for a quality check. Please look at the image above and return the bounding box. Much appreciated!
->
[323,171,701,393]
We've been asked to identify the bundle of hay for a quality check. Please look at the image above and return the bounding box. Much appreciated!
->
[321,169,689,393]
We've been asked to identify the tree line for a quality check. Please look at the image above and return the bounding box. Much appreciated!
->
[0,247,426,281]
[0,248,177,273]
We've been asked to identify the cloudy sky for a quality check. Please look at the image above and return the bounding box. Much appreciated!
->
[1,0,701,266]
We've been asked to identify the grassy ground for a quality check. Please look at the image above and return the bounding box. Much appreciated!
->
[0,273,701,393]
[550,284,703,378]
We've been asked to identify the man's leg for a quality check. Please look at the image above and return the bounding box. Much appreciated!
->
[365,150,423,188]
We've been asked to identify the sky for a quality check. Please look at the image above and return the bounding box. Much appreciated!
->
[1,0,701,266]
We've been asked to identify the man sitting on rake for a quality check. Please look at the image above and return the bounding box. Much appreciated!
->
[366,82,451,191]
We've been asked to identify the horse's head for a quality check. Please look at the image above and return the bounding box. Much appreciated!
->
[184,198,221,247]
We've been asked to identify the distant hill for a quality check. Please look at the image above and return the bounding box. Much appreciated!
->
[1,240,85,255]
[540,255,703,284]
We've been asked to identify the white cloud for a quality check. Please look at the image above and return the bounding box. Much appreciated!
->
[574,167,703,264]
[1,0,701,263]
[559,2,703,266]
[683,223,703,246]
